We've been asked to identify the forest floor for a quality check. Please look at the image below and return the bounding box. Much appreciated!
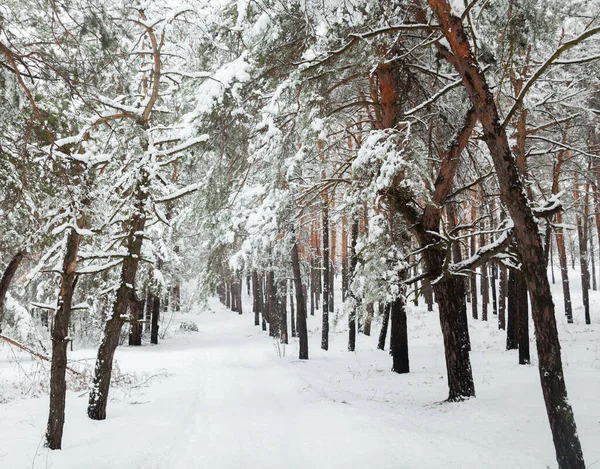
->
[1,274,599,469]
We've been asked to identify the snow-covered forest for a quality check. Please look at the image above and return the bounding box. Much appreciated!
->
[1,0,599,467]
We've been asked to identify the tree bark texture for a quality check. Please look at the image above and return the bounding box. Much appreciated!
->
[46,228,81,450]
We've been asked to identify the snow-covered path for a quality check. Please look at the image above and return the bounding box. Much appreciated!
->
[1,294,599,469]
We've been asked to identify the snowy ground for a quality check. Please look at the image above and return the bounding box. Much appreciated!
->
[1,269,599,469]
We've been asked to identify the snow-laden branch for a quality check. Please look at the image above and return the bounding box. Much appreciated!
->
[300,24,441,72]
[503,26,600,128]
[531,191,564,218]
[444,218,515,279]
[25,239,64,283]
[157,134,209,159]
[155,182,201,203]
[51,223,94,237]
[527,135,599,160]
[76,259,124,275]
[553,53,600,65]
[404,77,462,116]
[97,95,143,117]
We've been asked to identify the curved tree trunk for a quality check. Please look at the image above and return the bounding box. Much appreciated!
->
[426,1,585,464]
[0,250,26,334]
[88,175,147,421]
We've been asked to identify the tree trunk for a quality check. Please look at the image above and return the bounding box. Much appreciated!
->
[590,224,596,291]
[0,250,25,334]
[427,2,585,463]
[480,222,489,321]
[267,271,279,338]
[555,212,573,323]
[280,280,288,344]
[291,236,308,359]
[260,273,267,331]
[506,268,518,350]
[321,201,330,350]
[235,277,243,314]
[377,303,391,350]
[88,174,147,421]
[491,264,498,316]
[171,283,180,312]
[432,277,473,400]
[289,281,296,338]
[46,227,81,450]
[516,271,530,365]
[498,265,507,330]
[348,218,359,352]
[128,294,143,346]
[144,290,152,334]
[329,206,336,314]
[252,271,260,326]
[341,215,348,301]
[389,276,409,374]
[470,202,478,320]
[363,303,374,336]
[150,294,160,344]
[423,278,434,312]
[448,203,471,350]
[574,179,591,324]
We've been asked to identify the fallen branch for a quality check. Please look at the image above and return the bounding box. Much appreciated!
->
[0,334,82,376]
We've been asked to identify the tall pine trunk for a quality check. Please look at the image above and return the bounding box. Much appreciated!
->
[321,201,330,350]
[574,178,591,324]
[291,235,308,359]
[498,266,507,330]
[280,280,288,344]
[389,273,409,374]
[46,226,81,449]
[427,2,585,463]
[150,294,160,344]
[516,271,530,365]
[555,212,573,322]
[252,271,261,326]
[348,218,358,352]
